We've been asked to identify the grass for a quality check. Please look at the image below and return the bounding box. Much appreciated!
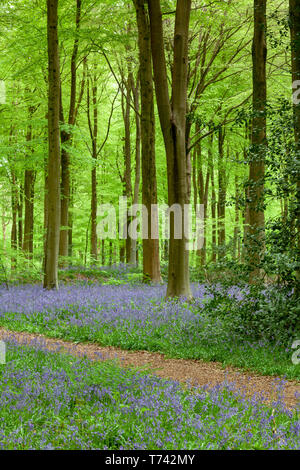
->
[0,339,299,450]
[0,313,299,380]
[0,279,299,380]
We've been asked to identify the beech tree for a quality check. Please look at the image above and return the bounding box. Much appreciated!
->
[248,0,267,283]
[87,61,99,261]
[23,104,36,258]
[148,0,192,298]
[133,0,161,283]
[59,0,82,263]
[121,60,134,264]
[43,0,61,289]
[217,126,226,260]
[289,0,300,293]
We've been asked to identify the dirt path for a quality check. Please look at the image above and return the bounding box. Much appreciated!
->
[0,327,299,409]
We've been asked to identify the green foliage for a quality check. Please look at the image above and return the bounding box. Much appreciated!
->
[203,284,300,346]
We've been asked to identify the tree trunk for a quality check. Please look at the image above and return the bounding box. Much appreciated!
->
[123,71,133,264]
[2,207,8,253]
[87,63,98,261]
[91,163,97,261]
[43,149,48,274]
[242,185,250,262]
[59,0,81,262]
[44,0,61,289]
[148,0,192,298]
[17,185,23,251]
[59,122,70,262]
[217,127,226,260]
[129,76,141,266]
[11,172,18,270]
[233,171,241,260]
[133,0,161,282]
[109,241,113,266]
[208,132,217,263]
[23,114,35,258]
[197,136,210,266]
[101,239,105,265]
[248,0,267,283]
[68,179,73,258]
[120,244,125,264]
[289,0,300,294]
[23,170,35,257]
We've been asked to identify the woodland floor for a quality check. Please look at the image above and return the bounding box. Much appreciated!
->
[0,327,299,409]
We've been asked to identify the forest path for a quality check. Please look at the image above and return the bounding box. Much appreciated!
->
[0,327,299,409]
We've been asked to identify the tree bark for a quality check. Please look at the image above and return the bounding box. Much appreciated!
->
[248,0,267,283]
[11,171,18,270]
[87,63,98,261]
[129,76,141,266]
[101,239,105,265]
[233,171,241,260]
[148,0,192,298]
[23,120,35,258]
[133,0,161,282]
[44,0,61,289]
[59,0,81,262]
[217,127,226,260]
[23,170,35,257]
[122,70,133,264]
[197,136,210,266]
[17,186,23,251]
[68,179,74,258]
[208,132,217,263]
[289,0,300,294]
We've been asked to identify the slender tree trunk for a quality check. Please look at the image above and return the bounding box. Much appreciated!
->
[129,77,141,265]
[101,239,105,265]
[148,0,192,298]
[91,160,97,260]
[59,0,81,262]
[2,207,8,253]
[248,0,267,283]
[242,185,250,262]
[233,171,241,260]
[23,121,35,258]
[197,137,210,266]
[289,0,300,294]
[217,127,226,260]
[242,133,250,263]
[133,0,161,282]
[59,120,70,262]
[44,0,61,289]
[208,132,217,263]
[17,185,23,250]
[123,71,133,264]
[120,244,125,264]
[87,63,98,261]
[11,172,18,270]
[109,241,113,266]
[23,170,35,257]
[43,153,48,273]
[68,179,73,258]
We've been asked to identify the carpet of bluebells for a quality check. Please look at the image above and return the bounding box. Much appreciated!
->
[0,271,299,378]
[0,339,299,450]
[0,273,299,379]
